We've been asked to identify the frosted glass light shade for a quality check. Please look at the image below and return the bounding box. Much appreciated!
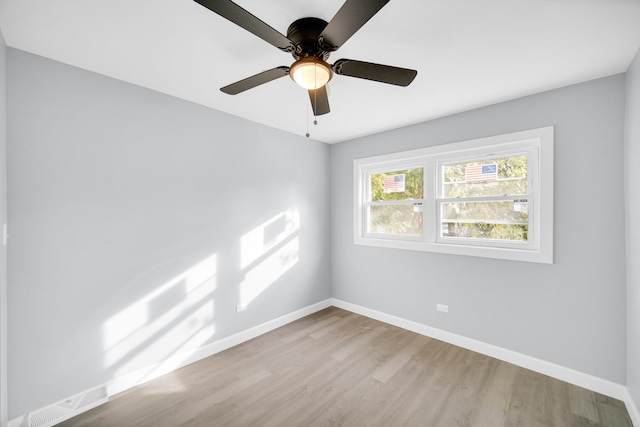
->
[290,58,333,90]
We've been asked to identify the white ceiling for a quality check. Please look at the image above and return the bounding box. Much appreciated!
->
[1,0,640,143]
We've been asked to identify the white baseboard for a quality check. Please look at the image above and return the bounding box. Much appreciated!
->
[9,299,332,427]
[331,298,629,402]
[624,388,640,427]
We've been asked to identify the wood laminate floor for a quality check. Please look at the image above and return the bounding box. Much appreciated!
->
[60,307,633,427]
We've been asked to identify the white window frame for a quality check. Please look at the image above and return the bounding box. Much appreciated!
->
[353,127,554,264]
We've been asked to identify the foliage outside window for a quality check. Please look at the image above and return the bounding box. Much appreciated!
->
[354,127,553,263]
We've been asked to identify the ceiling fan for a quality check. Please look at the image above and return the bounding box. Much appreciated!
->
[193,0,418,116]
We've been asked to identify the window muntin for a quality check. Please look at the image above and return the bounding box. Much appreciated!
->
[353,127,553,264]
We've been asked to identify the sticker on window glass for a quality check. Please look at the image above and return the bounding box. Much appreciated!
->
[413,202,423,212]
[465,164,497,183]
[513,199,528,212]
[384,174,405,193]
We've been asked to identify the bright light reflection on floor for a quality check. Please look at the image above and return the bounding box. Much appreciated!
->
[103,254,217,374]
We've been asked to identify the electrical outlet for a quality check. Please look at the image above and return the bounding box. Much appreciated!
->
[436,304,449,313]
[236,304,247,312]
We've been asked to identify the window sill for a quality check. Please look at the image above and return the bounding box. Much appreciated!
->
[354,236,553,264]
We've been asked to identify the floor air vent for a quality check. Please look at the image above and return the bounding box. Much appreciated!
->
[25,385,108,427]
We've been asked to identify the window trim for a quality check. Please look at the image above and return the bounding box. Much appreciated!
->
[353,127,554,264]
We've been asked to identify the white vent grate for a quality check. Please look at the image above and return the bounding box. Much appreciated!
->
[26,385,108,427]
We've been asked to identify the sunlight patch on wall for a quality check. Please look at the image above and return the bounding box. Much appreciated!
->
[240,237,299,307]
[239,207,300,307]
[102,254,218,375]
[240,207,299,269]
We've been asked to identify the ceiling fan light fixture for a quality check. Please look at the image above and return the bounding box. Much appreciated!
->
[290,57,333,90]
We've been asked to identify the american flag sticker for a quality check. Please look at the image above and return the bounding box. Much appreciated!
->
[465,164,497,183]
[384,174,405,193]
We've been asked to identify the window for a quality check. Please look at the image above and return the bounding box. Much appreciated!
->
[437,151,534,248]
[354,127,553,263]
[366,166,424,236]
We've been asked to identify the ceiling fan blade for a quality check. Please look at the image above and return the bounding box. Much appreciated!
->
[193,0,294,52]
[221,67,289,95]
[333,59,417,86]
[319,0,389,50]
[309,86,330,116]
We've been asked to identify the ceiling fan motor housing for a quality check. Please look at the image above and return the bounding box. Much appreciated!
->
[287,17,332,61]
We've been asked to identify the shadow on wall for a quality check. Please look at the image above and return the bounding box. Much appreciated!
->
[98,206,300,393]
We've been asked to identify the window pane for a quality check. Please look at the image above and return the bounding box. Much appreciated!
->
[370,168,423,201]
[368,204,423,236]
[442,155,527,198]
[441,200,528,241]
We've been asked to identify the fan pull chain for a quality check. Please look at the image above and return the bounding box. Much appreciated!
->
[306,65,320,137]
[305,96,310,138]
[314,88,318,126]
[313,64,318,126]
[304,67,318,138]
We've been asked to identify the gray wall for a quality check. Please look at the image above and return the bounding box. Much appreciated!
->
[626,47,640,412]
[0,29,8,427]
[6,48,331,418]
[331,75,627,384]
